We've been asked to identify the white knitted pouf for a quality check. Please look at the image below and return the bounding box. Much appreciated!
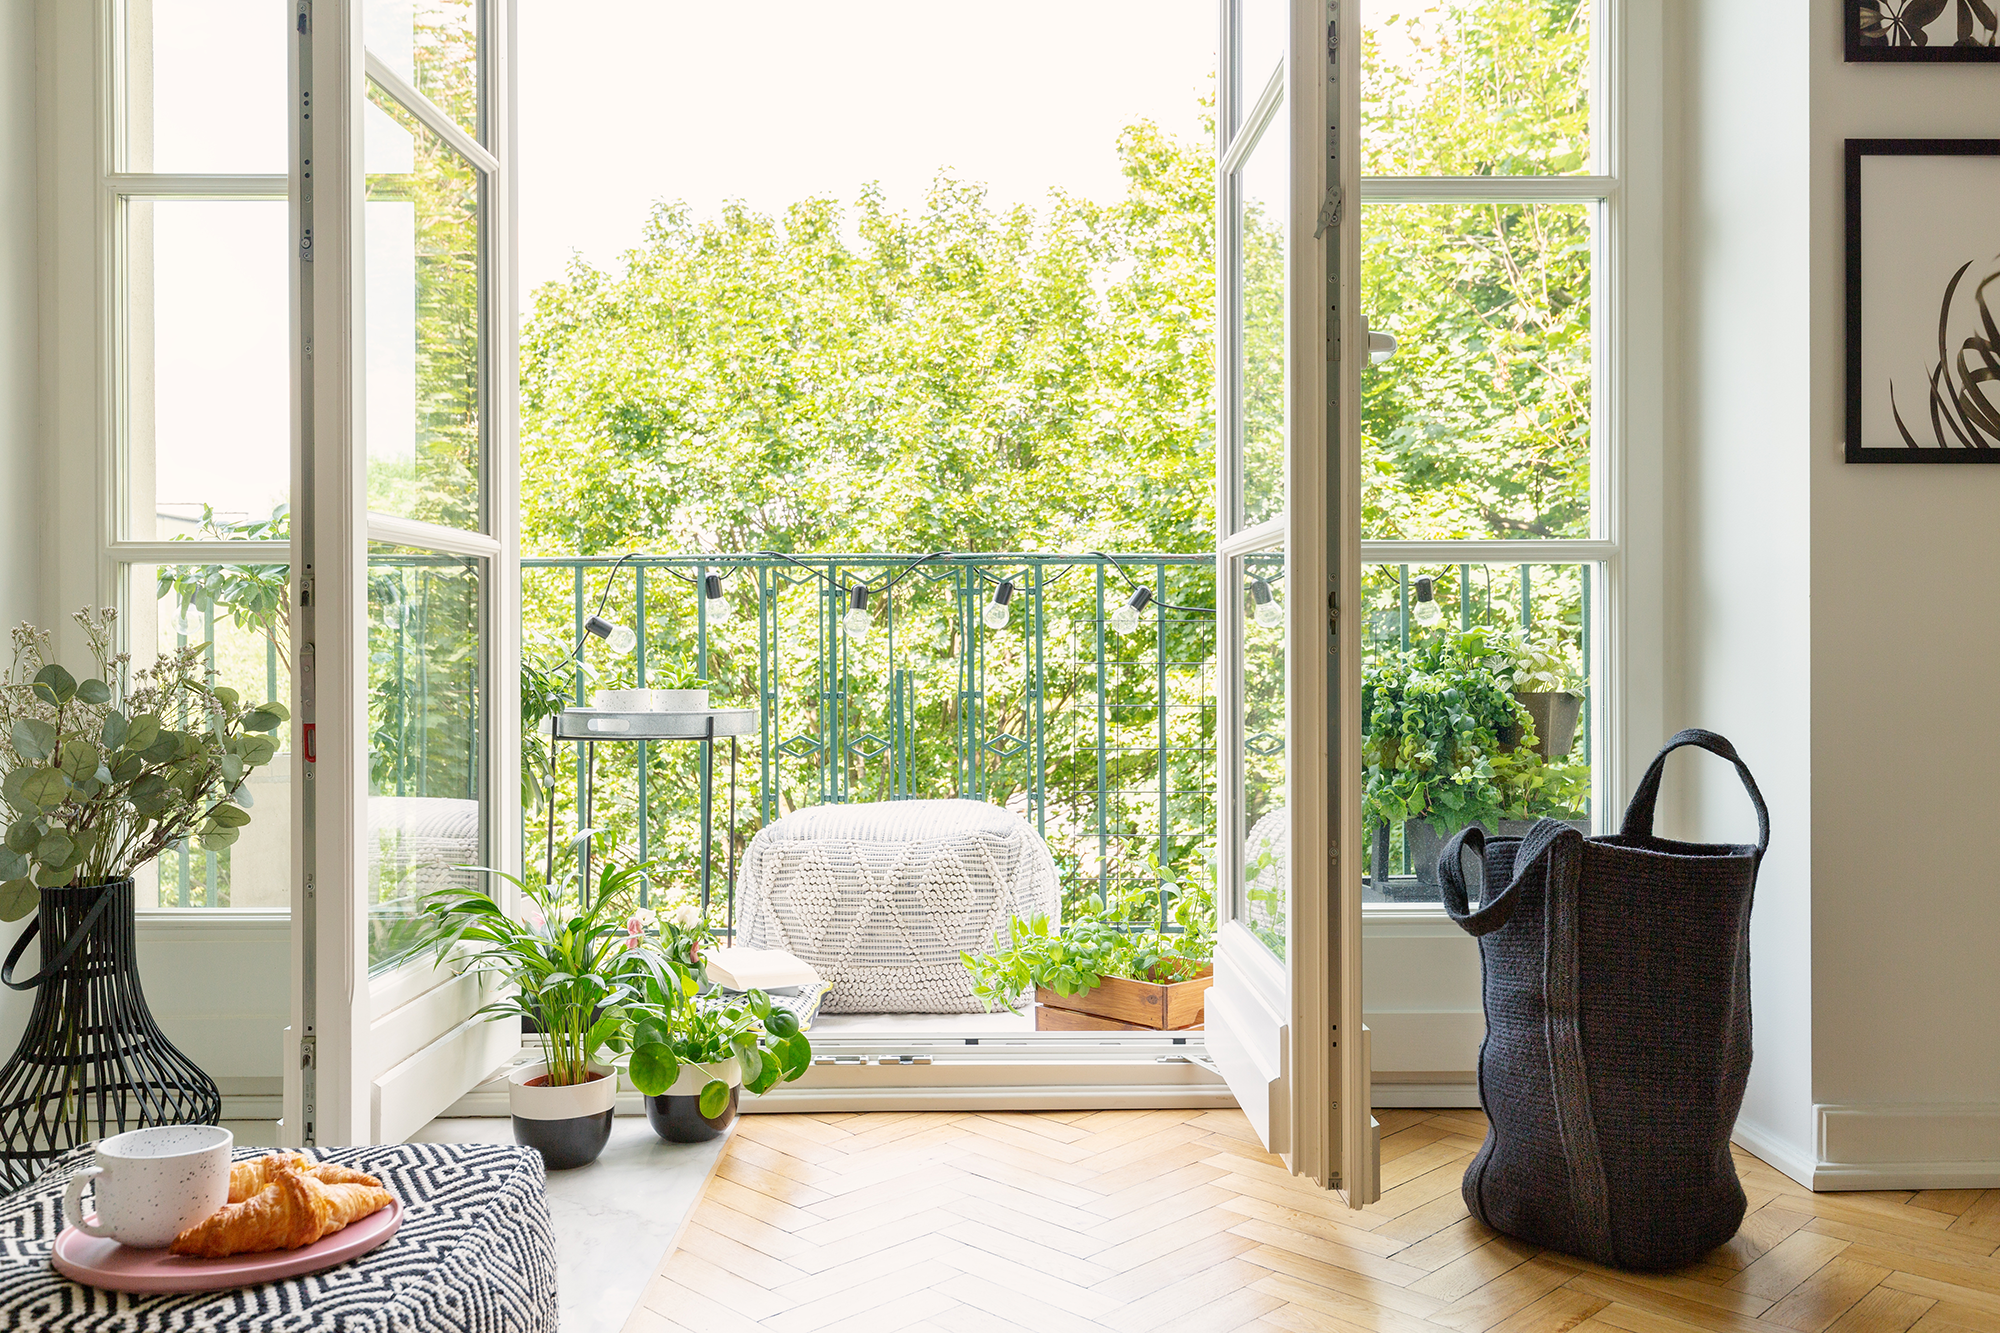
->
[736,799,1061,1013]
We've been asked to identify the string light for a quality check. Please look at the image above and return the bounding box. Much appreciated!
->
[983,579,1015,630]
[1110,587,1153,635]
[1412,576,1443,629]
[843,585,873,639]
[584,614,638,656]
[703,572,729,623]
[1250,578,1283,629]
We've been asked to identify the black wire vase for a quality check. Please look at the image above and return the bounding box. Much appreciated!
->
[0,878,220,1191]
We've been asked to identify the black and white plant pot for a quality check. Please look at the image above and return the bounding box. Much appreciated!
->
[509,1060,617,1169]
[644,1057,741,1144]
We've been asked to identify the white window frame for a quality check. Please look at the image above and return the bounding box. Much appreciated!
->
[1357,0,1668,926]
[81,0,297,922]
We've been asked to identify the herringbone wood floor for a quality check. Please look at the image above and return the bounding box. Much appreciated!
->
[622,1108,2000,1333]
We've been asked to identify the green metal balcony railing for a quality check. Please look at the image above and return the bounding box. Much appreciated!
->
[523,553,1222,927]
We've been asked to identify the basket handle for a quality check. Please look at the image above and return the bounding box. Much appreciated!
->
[1438,818,1582,938]
[2,883,117,991]
[1619,728,1770,858]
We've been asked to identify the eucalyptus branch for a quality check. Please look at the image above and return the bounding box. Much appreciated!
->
[0,608,290,920]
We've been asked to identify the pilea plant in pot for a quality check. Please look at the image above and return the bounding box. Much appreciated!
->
[962,875,1216,1032]
[622,884,812,1142]
[418,854,685,1169]
[0,609,289,1187]
[1362,626,1588,896]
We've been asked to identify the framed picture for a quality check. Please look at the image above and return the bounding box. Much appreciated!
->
[1846,139,2000,462]
[1847,1,2000,60]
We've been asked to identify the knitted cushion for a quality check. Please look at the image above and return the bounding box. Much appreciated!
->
[0,1141,557,1331]
[737,799,1060,1013]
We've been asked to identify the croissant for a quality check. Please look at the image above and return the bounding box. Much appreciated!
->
[228,1153,382,1202]
[173,1165,393,1258]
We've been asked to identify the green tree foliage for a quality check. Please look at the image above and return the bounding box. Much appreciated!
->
[1361,0,1593,541]
[518,122,1218,559]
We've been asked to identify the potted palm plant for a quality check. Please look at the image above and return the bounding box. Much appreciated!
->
[418,855,683,1169]
[0,609,289,1188]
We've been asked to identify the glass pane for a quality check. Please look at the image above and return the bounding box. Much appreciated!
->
[1238,0,1285,128]
[1361,561,1593,906]
[1236,549,1287,956]
[1235,111,1288,531]
[121,0,287,173]
[1362,0,1591,176]
[365,83,485,532]
[1362,202,1592,541]
[124,200,291,540]
[127,561,294,910]
[364,0,481,141]
[368,545,484,971]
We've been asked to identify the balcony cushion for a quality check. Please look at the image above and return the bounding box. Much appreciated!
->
[737,799,1061,1013]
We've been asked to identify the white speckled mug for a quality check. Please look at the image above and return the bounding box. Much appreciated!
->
[61,1124,232,1249]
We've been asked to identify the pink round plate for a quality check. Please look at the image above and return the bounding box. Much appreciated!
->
[51,1198,403,1294]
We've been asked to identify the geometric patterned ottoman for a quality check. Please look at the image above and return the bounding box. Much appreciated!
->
[0,1142,557,1332]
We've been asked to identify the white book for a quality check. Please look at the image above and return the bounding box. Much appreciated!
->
[704,946,824,993]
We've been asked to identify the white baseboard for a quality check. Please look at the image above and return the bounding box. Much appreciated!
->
[1373,1082,1481,1109]
[1731,1114,1818,1188]
[1733,1105,2000,1191]
[1810,1103,2000,1191]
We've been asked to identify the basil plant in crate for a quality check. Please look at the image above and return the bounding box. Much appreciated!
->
[0,609,288,1185]
[1362,626,1587,897]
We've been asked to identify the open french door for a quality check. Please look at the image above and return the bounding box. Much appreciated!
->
[286,0,521,1147]
[1206,0,1374,1202]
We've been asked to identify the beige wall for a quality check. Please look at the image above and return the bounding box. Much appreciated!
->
[1673,0,2000,1187]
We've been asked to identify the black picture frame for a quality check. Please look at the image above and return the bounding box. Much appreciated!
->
[1846,1,2000,61]
[1846,138,2000,463]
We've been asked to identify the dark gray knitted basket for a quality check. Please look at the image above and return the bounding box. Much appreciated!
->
[1438,728,1767,1271]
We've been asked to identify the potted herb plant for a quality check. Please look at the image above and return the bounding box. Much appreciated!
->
[418,854,683,1170]
[962,879,1215,1031]
[650,662,709,714]
[1497,630,1584,759]
[622,885,813,1142]
[0,609,289,1186]
[1363,627,1588,893]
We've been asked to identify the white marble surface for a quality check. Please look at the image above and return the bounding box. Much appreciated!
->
[410,1115,726,1333]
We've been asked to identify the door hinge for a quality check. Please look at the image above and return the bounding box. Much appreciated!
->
[1314,184,1342,239]
[299,1035,316,1069]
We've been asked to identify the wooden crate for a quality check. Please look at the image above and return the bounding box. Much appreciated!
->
[1034,969,1212,1031]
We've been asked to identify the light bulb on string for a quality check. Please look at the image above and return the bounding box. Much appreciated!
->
[585,614,639,656]
[1250,578,1283,629]
[703,573,729,623]
[1411,576,1443,629]
[843,585,873,640]
[983,579,1015,631]
[1110,587,1153,636]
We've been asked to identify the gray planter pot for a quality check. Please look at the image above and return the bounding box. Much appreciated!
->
[1404,817,1593,887]
[1512,690,1584,759]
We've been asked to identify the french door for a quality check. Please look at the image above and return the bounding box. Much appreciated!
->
[1206,0,1374,1202]
[287,0,520,1147]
